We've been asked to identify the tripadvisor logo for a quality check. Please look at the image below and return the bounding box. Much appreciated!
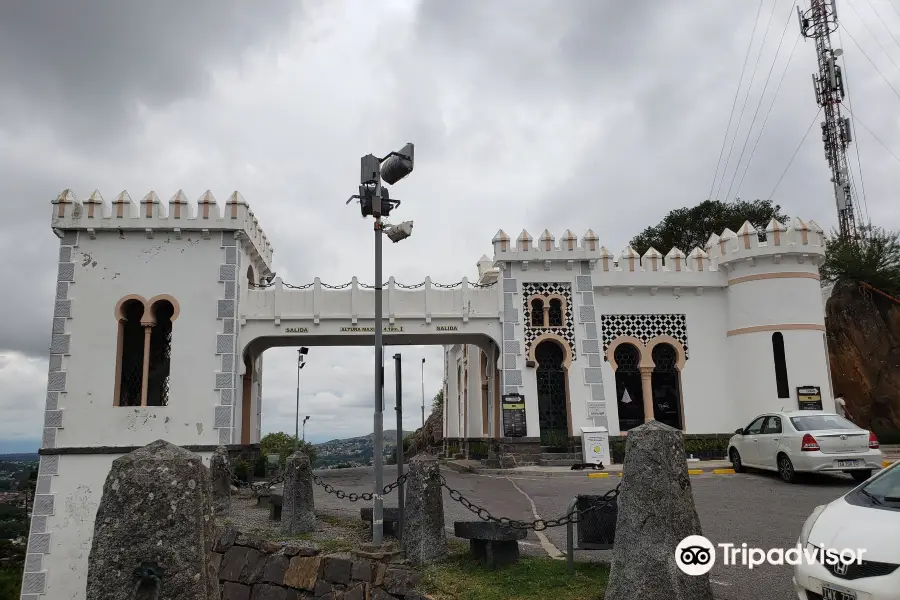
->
[675,535,866,575]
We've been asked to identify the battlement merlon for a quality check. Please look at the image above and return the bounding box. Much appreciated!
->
[489,219,825,276]
[50,189,274,274]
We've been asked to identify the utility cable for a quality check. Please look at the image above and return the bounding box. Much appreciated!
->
[841,26,900,101]
[845,0,900,77]
[842,104,900,164]
[861,0,900,56]
[837,26,871,226]
[708,0,765,200]
[725,0,800,201]
[716,0,780,201]
[768,108,823,199]
[734,33,802,199]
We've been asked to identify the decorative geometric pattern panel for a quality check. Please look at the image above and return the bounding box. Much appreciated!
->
[600,313,689,359]
[522,282,576,361]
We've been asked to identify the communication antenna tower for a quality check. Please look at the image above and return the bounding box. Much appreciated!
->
[797,0,857,239]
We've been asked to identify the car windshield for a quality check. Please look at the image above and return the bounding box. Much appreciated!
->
[789,414,857,431]
[861,466,900,503]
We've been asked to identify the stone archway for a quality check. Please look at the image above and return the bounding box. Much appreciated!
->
[534,339,570,443]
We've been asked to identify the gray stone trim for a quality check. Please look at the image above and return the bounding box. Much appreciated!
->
[48,355,63,372]
[504,370,523,386]
[44,410,63,428]
[25,553,42,572]
[583,368,604,385]
[35,476,52,495]
[580,261,591,275]
[588,354,604,367]
[215,238,242,444]
[28,533,50,554]
[591,385,606,401]
[584,323,598,340]
[32,495,54,516]
[581,339,601,355]
[45,393,59,411]
[21,572,47,594]
[30,517,47,534]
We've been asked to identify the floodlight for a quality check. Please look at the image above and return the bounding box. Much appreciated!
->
[380,143,415,185]
[361,154,381,185]
[385,220,414,243]
[299,347,309,355]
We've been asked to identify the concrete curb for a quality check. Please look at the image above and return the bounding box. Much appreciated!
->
[586,468,736,479]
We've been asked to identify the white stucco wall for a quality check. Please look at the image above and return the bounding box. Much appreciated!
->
[59,231,225,448]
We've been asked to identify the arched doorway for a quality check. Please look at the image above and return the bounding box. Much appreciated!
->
[651,343,683,429]
[535,340,569,443]
[614,343,644,431]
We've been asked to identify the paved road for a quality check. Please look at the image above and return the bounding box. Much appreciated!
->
[311,466,856,600]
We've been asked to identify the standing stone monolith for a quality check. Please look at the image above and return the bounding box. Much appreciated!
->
[86,440,219,600]
[605,421,714,600]
[402,453,447,565]
[210,445,231,515]
[282,450,315,535]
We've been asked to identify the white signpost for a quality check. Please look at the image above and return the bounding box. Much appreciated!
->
[580,426,610,466]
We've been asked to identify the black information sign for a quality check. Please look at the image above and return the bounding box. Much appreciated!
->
[797,386,823,411]
[502,393,527,437]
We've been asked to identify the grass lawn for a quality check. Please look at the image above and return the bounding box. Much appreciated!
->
[421,553,609,600]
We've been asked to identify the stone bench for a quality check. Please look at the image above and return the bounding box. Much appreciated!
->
[269,489,283,521]
[453,521,526,568]
[360,507,401,537]
[256,491,271,509]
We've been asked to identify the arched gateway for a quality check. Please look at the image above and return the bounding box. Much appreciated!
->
[30,189,831,600]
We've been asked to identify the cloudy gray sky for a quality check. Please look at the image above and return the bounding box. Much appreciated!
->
[1,0,898,452]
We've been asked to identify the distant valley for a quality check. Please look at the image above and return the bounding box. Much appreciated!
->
[313,430,414,469]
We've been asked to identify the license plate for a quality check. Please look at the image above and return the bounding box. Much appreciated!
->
[823,587,856,600]
[837,460,859,468]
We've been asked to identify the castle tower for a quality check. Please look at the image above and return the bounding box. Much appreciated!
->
[26,189,273,600]
[714,218,831,424]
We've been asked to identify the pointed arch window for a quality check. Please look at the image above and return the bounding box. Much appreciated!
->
[114,295,179,407]
[548,298,563,327]
[530,298,544,327]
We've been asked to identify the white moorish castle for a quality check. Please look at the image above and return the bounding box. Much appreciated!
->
[25,188,830,600]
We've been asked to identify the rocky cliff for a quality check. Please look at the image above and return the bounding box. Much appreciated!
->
[406,407,442,457]
[826,280,900,443]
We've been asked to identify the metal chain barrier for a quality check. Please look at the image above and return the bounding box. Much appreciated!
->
[439,476,620,531]
[310,473,408,502]
[250,279,497,290]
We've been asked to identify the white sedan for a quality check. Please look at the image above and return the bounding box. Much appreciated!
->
[794,461,900,600]
[727,411,883,484]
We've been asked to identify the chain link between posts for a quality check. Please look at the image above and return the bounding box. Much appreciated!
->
[439,475,621,531]
[230,464,619,531]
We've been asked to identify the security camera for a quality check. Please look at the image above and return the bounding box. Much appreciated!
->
[385,221,414,243]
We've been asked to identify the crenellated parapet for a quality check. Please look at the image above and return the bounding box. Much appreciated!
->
[51,188,274,272]
[490,219,826,283]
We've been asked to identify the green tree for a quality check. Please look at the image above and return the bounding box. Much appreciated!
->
[259,432,317,465]
[431,389,444,413]
[821,226,900,296]
[629,199,788,257]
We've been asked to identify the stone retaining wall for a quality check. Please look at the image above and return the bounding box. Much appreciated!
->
[212,526,426,599]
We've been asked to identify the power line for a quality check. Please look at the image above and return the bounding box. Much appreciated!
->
[725,0,800,201]
[860,0,900,55]
[845,0,900,76]
[842,103,900,164]
[841,25,900,101]
[734,34,802,199]
[709,0,766,200]
[768,108,823,199]
[837,25,870,226]
[716,0,780,201]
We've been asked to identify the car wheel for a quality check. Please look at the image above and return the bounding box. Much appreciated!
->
[850,470,872,482]
[729,448,744,473]
[778,454,796,484]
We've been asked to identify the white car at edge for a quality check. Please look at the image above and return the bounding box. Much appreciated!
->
[794,460,900,600]
[727,411,883,484]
